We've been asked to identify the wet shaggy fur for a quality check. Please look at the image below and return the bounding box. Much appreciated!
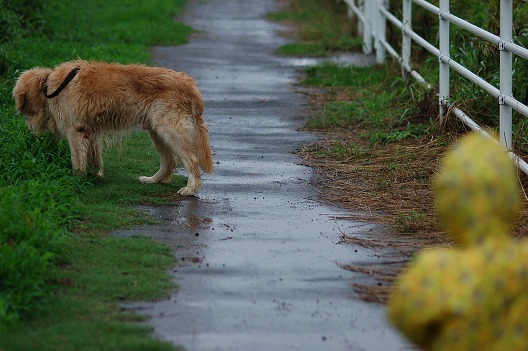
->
[13,60,213,196]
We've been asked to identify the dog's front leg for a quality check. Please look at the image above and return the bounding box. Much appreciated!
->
[67,126,91,176]
[88,134,104,177]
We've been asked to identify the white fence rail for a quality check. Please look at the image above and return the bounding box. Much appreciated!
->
[343,0,528,174]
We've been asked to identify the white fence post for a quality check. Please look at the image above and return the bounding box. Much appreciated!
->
[363,0,373,54]
[499,0,513,149]
[375,0,388,64]
[439,0,450,119]
[401,0,412,78]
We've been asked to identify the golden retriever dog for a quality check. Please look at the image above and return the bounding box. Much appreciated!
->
[13,60,213,196]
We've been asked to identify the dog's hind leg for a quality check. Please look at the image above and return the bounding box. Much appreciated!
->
[172,139,202,196]
[67,126,91,176]
[138,129,177,184]
[153,123,202,196]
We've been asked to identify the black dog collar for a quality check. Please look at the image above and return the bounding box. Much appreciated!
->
[43,67,80,99]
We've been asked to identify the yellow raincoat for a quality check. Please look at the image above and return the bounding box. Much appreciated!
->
[387,133,527,350]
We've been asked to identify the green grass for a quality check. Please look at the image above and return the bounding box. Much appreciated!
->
[1,0,192,73]
[316,141,371,161]
[1,234,176,351]
[276,43,329,57]
[79,133,186,233]
[0,0,191,349]
[302,63,388,87]
[268,0,362,57]
[303,63,435,142]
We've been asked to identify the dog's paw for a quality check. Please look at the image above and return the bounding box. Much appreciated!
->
[97,169,104,177]
[177,186,197,196]
[138,176,155,184]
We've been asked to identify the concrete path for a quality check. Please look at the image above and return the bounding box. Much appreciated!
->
[117,0,411,350]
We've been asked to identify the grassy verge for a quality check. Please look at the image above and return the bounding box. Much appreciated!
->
[268,0,362,56]
[1,232,177,351]
[0,0,190,349]
[297,62,446,240]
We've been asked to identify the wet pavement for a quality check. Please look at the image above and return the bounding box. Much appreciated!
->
[115,0,411,350]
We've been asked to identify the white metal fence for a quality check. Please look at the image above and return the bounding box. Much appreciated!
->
[343,0,528,174]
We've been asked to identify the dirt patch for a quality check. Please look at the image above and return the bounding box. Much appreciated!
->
[297,128,448,240]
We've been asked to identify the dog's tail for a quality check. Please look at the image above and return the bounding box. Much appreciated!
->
[189,83,213,174]
[195,113,214,174]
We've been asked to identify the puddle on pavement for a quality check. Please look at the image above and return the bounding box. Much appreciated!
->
[285,52,378,67]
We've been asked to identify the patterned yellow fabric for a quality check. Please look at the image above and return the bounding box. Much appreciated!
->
[387,133,526,350]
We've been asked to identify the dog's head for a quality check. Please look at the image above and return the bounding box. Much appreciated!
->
[13,68,53,135]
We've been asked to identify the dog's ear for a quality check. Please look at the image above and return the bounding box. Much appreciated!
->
[14,90,27,114]
[13,68,51,116]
